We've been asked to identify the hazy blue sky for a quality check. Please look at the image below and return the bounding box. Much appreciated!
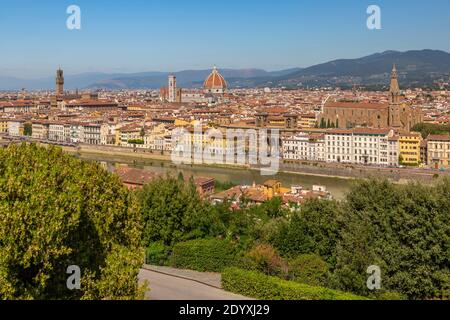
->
[0,0,449,78]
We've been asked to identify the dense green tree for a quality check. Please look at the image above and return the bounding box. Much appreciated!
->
[0,144,145,300]
[250,197,286,219]
[271,199,341,266]
[138,176,216,247]
[23,123,32,136]
[333,178,450,299]
[320,118,326,129]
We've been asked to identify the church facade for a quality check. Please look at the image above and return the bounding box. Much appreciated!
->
[320,65,423,131]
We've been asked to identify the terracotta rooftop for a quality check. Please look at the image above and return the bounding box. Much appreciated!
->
[427,134,450,142]
[204,66,228,90]
[325,102,388,110]
[114,167,159,186]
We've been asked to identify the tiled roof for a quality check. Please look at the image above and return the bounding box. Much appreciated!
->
[114,167,159,186]
[427,134,450,142]
[325,102,388,110]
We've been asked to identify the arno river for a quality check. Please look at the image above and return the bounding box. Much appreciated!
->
[77,153,354,200]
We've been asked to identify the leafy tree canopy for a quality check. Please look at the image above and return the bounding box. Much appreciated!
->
[0,144,145,300]
[138,176,218,247]
[333,178,450,299]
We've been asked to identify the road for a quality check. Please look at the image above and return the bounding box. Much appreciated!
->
[138,268,252,300]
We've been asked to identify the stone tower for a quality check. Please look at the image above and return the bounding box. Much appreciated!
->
[168,74,177,103]
[388,64,402,127]
[389,64,400,104]
[56,67,64,96]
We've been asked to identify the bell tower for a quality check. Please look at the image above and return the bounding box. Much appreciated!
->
[389,64,400,104]
[388,64,402,127]
[56,67,64,96]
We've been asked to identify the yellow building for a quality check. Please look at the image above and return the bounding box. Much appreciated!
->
[262,180,282,199]
[267,117,286,127]
[399,132,422,165]
[174,119,195,127]
[115,128,121,146]
[0,119,9,133]
[299,113,317,128]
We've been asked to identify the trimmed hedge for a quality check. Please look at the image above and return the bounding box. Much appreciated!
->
[222,267,367,300]
[170,238,239,272]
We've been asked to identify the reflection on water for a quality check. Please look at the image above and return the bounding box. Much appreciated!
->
[78,153,354,200]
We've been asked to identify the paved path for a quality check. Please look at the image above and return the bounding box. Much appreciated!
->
[142,265,222,288]
[138,268,252,300]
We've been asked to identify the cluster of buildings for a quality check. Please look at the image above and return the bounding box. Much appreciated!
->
[159,66,229,104]
[113,165,331,208]
[210,180,331,208]
[282,129,450,169]
[0,64,449,169]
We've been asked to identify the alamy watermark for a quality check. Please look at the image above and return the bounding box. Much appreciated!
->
[366,265,381,290]
[171,123,280,176]
[67,5,81,30]
[367,5,381,30]
[66,265,81,290]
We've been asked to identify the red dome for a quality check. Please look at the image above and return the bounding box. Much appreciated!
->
[204,66,228,90]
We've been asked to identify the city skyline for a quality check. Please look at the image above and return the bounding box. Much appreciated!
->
[1,0,450,78]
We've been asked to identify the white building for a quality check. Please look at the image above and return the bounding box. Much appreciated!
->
[48,123,67,142]
[388,136,400,167]
[282,132,325,162]
[324,129,353,164]
[69,124,82,143]
[80,123,101,145]
[324,128,394,166]
[7,120,24,137]
[31,121,49,140]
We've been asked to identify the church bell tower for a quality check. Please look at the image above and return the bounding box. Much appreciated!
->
[388,64,402,127]
[56,67,64,96]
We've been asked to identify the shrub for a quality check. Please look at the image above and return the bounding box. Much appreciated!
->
[288,254,329,287]
[0,144,144,300]
[128,139,144,145]
[145,242,171,266]
[170,238,238,272]
[245,244,288,277]
[222,268,367,300]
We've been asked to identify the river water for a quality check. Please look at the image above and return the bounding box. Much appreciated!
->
[77,153,354,200]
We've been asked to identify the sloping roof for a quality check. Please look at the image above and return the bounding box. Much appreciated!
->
[325,102,388,110]
[114,167,159,186]
[427,134,450,142]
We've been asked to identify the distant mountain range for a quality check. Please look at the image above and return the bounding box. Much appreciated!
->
[261,49,450,89]
[1,49,449,91]
[87,68,303,90]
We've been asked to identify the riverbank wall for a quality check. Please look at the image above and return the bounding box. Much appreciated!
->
[62,143,450,183]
